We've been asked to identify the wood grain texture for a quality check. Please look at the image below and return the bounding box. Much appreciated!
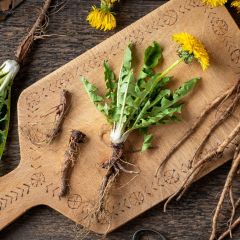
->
[0,0,240,239]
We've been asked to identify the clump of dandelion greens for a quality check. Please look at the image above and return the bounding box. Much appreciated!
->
[81,32,209,214]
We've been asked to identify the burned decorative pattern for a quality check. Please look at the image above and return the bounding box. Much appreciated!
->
[129,192,145,206]
[0,183,30,211]
[180,161,192,173]
[77,201,94,221]
[97,210,112,225]
[25,91,41,113]
[164,169,180,184]
[211,17,228,35]
[67,194,82,210]
[162,9,178,25]
[31,172,45,187]
[231,49,240,64]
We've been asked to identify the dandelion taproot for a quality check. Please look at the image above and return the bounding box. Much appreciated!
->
[202,0,227,7]
[173,32,210,70]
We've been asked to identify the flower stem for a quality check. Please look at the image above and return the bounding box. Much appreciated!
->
[158,57,184,80]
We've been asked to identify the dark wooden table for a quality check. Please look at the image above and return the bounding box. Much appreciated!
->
[0,0,239,239]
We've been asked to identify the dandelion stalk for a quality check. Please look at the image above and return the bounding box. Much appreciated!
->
[0,0,53,160]
[81,32,209,214]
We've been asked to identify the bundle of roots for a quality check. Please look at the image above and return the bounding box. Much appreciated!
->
[22,89,71,146]
[161,79,240,239]
[59,130,86,197]
[97,143,139,216]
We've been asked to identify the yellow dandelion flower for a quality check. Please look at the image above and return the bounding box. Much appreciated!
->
[87,6,116,31]
[231,0,240,12]
[172,32,209,71]
[201,0,227,7]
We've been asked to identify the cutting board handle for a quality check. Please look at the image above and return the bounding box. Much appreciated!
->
[0,165,36,230]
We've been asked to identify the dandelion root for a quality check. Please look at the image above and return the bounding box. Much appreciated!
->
[59,130,86,197]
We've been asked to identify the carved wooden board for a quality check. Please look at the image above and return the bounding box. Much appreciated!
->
[0,0,239,234]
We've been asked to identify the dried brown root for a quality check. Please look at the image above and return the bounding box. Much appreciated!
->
[155,82,238,176]
[168,86,240,202]
[100,143,124,169]
[49,0,69,15]
[96,143,139,217]
[228,186,235,238]
[218,217,240,240]
[164,121,240,212]
[191,82,240,166]
[43,89,71,144]
[59,130,86,197]
[97,143,123,215]
[27,89,71,146]
[177,122,240,201]
[229,197,240,227]
[15,0,53,64]
[209,147,240,240]
[227,187,240,238]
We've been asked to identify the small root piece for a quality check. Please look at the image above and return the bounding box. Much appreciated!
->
[44,89,71,143]
[59,130,86,197]
[29,89,71,146]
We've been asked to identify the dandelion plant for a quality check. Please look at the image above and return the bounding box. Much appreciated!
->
[0,60,20,160]
[0,0,53,160]
[81,32,209,213]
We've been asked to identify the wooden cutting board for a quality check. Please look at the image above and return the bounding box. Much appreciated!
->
[0,0,239,234]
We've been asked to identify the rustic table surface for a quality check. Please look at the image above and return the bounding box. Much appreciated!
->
[0,0,239,239]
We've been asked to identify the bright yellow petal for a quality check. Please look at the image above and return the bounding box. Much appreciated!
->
[202,0,227,7]
[231,0,240,12]
[172,32,210,71]
[87,6,116,31]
